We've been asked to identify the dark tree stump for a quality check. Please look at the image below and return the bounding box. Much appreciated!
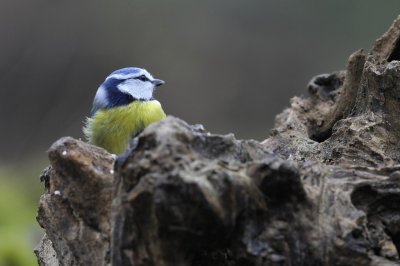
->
[36,16,400,266]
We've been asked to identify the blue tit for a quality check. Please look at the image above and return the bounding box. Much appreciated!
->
[83,67,166,154]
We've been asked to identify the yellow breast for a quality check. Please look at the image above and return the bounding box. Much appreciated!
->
[84,100,166,154]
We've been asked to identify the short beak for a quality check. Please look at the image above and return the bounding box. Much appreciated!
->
[152,79,165,87]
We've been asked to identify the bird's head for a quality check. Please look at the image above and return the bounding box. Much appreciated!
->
[90,67,164,116]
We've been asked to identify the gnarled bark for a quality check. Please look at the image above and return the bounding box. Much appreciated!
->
[36,16,400,266]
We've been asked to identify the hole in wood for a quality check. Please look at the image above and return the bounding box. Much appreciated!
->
[388,37,400,62]
[308,127,332,143]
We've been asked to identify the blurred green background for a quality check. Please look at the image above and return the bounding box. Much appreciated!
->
[1,0,400,265]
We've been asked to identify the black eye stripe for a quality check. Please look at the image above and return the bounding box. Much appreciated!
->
[134,75,149,81]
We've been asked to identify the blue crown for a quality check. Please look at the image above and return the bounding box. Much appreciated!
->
[109,67,141,76]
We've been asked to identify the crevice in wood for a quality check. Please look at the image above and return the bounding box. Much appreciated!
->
[387,36,400,62]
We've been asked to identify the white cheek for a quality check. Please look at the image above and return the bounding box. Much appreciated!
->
[118,80,154,100]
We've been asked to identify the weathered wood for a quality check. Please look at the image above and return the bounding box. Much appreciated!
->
[36,16,400,266]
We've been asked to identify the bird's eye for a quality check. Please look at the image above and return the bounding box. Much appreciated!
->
[136,75,148,82]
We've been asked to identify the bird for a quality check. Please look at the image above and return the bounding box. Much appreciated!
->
[83,67,166,154]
